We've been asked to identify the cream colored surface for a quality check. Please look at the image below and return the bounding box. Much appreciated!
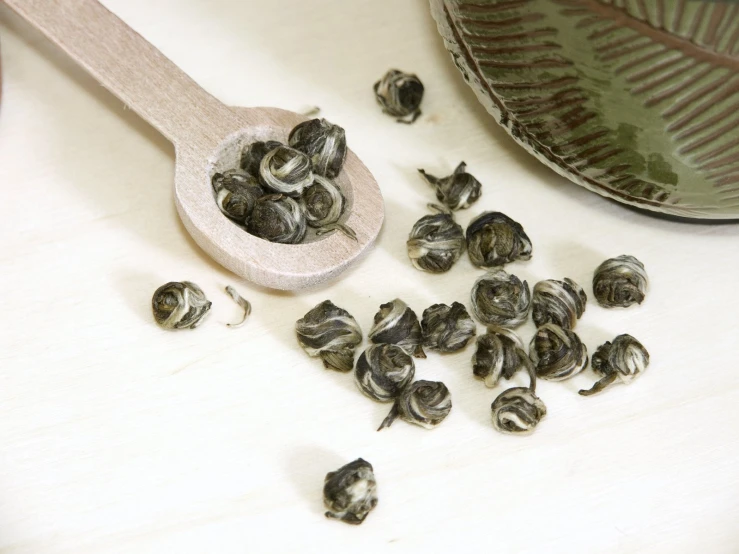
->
[0,0,738,552]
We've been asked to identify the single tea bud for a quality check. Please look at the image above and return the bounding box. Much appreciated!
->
[530,323,588,381]
[418,162,482,211]
[580,334,649,396]
[373,69,424,123]
[355,344,415,402]
[152,281,211,330]
[378,380,452,430]
[466,211,532,268]
[593,255,648,308]
[421,301,476,353]
[406,204,466,273]
[471,269,531,328]
[369,299,426,358]
[532,278,587,329]
[248,194,307,244]
[323,458,378,525]
[296,300,363,372]
[288,118,347,178]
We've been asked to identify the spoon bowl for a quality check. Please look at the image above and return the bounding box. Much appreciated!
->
[5,0,384,290]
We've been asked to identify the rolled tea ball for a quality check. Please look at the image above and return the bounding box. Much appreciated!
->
[418,162,482,211]
[323,458,378,525]
[470,269,531,328]
[378,380,452,430]
[240,140,282,178]
[211,169,264,222]
[369,299,426,358]
[421,302,476,353]
[152,281,211,330]
[259,145,313,197]
[472,326,526,387]
[296,300,363,372]
[301,175,345,228]
[532,278,587,329]
[288,118,347,178]
[355,344,415,402]
[406,205,466,273]
[373,69,424,123]
[593,255,648,308]
[466,211,532,268]
[491,387,547,435]
[248,194,307,244]
[580,334,649,396]
[529,323,588,381]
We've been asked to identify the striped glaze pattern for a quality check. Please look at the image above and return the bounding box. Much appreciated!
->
[431,0,739,219]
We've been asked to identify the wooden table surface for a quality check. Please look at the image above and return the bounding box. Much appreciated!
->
[1,1,738,552]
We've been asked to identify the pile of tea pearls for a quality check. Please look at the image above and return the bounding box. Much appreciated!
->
[402,169,652,434]
[211,118,356,244]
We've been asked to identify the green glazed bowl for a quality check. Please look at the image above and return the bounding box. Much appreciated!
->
[431,0,739,219]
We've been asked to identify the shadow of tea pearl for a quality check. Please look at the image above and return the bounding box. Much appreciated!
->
[211,169,264,222]
[532,278,587,330]
[259,145,313,197]
[466,211,532,269]
[421,302,476,353]
[378,380,452,431]
[288,118,347,179]
[471,269,531,328]
[369,299,426,358]
[247,194,307,244]
[355,344,415,402]
[151,281,211,330]
[418,162,482,211]
[374,69,424,123]
[580,334,649,396]
[593,255,648,308]
[491,387,547,435]
[296,300,363,372]
[240,140,282,178]
[472,326,526,387]
[407,205,465,273]
[529,323,588,381]
[323,458,378,525]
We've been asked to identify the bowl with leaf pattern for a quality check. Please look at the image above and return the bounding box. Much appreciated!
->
[431,0,739,219]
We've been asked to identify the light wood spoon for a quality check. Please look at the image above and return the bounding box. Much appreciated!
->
[4,0,384,290]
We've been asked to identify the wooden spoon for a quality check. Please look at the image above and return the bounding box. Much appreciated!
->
[4,0,384,290]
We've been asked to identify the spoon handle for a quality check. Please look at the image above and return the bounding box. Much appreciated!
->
[4,0,234,146]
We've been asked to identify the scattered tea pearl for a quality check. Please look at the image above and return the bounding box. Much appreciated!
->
[532,278,587,329]
[374,69,424,123]
[296,300,363,373]
[418,162,482,211]
[471,269,531,328]
[323,458,378,525]
[580,334,649,396]
[378,380,452,430]
[151,281,211,330]
[466,211,532,269]
[529,323,588,381]
[355,344,415,402]
[593,255,648,308]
